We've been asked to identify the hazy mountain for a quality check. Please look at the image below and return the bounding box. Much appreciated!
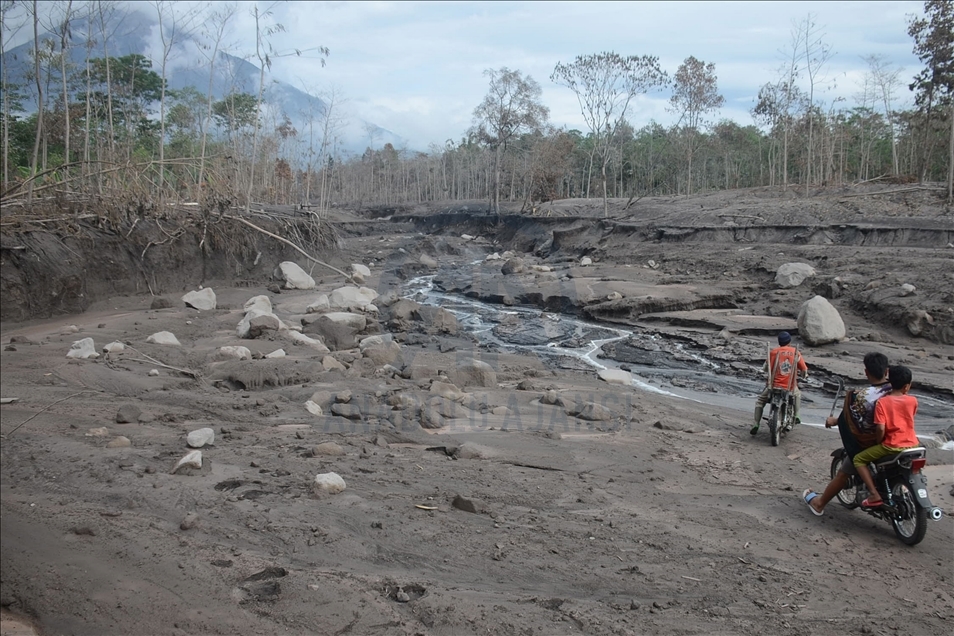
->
[1,5,405,156]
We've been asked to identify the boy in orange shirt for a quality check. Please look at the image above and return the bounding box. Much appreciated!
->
[852,365,920,508]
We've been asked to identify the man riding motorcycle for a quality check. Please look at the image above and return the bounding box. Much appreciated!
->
[751,331,807,436]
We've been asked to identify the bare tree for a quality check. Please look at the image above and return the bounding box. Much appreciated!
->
[862,54,902,175]
[471,67,549,214]
[27,0,42,200]
[194,1,236,205]
[669,56,724,195]
[798,14,834,193]
[152,0,199,192]
[552,52,668,217]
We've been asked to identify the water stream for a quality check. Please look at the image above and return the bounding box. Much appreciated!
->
[403,274,952,443]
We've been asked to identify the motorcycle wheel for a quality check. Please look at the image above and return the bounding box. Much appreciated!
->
[769,405,781,447]
[890,481,928,546]
[830,455,859,508]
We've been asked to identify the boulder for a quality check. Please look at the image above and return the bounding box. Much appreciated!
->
[580,256,592,266]
[328,286,378,311]
[450,359,497,388]
[420,407,445,429]
[150,297,173,310]
[485,252,501,261]
[106,436,131,448]
[283,330,330,353]
[244,295,272,314]
[899,283,917,297]
[351,263,371,280]
[321,312,368,331]
[146,331,180,346]
[264,349,286,358]
[904,309,934,337]
[797,295,846,345]
[501,258,525,275]
[276,261,316,290]
[322,355,347,372]
[313,472,346,495]
[304,317,358,351]
[362,342,403,366]
[215,346,252,361]
[66,338,99,359]
[413,306,459,335]
[103,341,125,353]
[775,263,816,288]
[430,381,467,401]
[598,369,632,386]
[306,294,330,314]
[186,427,215,448]
[312,442,345,456]
[576,402,614,421]
[304,400,324,416]
[182,288,217,311]
[237,309,283,339]
[419,254,438,268]
[172,450,202,474]
[115,405,142,423]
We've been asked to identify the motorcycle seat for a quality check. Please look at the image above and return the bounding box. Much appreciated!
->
[872,447,926,467]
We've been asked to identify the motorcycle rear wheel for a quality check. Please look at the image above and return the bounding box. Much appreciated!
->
[890,481,928,546]
[830,455,859,508]
[769,405,781,447]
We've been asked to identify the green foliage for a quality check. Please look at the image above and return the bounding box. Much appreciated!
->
[212,92,259,133]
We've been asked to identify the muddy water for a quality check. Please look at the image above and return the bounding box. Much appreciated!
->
[404,275,952,441]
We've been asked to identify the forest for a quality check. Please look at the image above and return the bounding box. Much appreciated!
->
[1,0,951,215]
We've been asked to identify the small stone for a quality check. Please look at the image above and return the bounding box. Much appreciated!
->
[180,512,199,530]
[106,436,131,448]
[312,472,346,495]
[452,494,479,513]
[116,405,142,424]
[186,428,215,448]
[172,450,202,474]
[395,587,410,603]
[149,369,160,377]
[86,427,109,437]
[146,331,181,346]
[150,297,173,310]
[312,442,345,456]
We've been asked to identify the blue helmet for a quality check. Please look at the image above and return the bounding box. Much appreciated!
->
[777,331,792,346]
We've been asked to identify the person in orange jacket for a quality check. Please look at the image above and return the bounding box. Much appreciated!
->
[751,331,807,436]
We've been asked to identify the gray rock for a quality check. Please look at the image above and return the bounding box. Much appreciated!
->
[150,297,173,310]
[501,258,525,275]
[180,512,199,530]
[276,261,316,290]
[899,283,916,297]
[66,337,99,359]
[313,472,346,495]
[797,295,846,345]
[312,442,345,456]
[904,309,934,337]
[186,427,215,448]
[116,405,142,423]
[452,494,481,513]
[172,450,202,474]
[182,287,217,311]
[106,436,131,448]
[450,359,497,388]
[420,407,445,429]
[598,368,632,385]
[330,403,363,420]
[775,263,816,288]
[576,402,613,421]
[146,331,181,346]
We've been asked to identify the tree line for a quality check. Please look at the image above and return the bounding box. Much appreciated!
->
[1,0,951,215]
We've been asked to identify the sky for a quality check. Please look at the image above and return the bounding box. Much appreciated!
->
[5,1,928,152]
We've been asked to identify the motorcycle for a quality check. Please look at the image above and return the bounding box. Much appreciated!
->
[765,388,796,447]
[830,446,943,546]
